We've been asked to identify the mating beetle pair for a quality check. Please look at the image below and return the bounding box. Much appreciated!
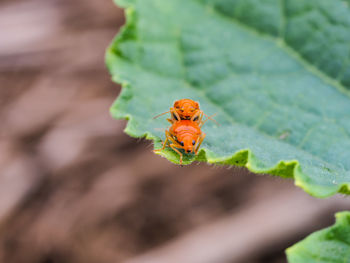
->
[154,99,217,164]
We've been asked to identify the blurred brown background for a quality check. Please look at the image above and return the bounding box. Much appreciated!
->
[0,0,349,262]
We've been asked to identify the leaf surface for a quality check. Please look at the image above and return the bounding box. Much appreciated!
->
[106,0,350,197]
[286,211,350,263]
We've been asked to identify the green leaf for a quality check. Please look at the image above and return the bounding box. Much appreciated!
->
[286,211,350,263]
[106,0,350,197]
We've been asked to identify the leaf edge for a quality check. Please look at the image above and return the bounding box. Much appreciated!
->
[105,0,350,198]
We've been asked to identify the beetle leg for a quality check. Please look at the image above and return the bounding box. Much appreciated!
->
[154,130,171,152]
[163,134,184,165]
[196,112,205,127]
[170,108,181,122]
[166,133,181,148]
[153,137,168,152]
[190,111,201,123]
[194,133,206,154]
[192,136,200,154]
[169,143,183,165]
[165,130,176,142]
[199,111,204,123]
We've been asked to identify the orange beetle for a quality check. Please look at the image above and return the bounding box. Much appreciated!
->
[154,120,206,165]
[154,99,217,125]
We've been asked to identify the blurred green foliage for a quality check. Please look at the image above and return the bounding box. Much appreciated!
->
[287,211,350,263]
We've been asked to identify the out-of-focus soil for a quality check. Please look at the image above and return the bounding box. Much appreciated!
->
[0,1,349,263]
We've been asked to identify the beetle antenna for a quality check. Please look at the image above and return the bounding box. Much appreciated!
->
[153,111,170,119]
[203,113,220,126]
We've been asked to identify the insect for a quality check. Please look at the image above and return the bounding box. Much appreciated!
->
[153,99,217,125]
[154,120,206,165]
